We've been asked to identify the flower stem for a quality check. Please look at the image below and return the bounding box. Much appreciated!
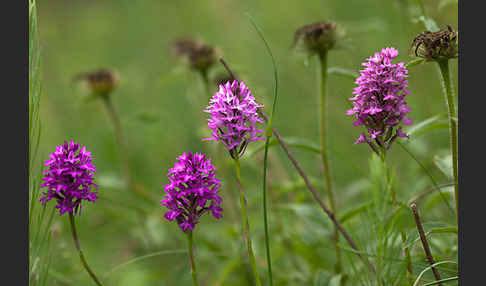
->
[318,51,342,273]
[68,213,104,286]
[262,137,274,286]
[437,60,458,220]
[234,157,262,286]
[100,96,153,204]
[186,230,199,286]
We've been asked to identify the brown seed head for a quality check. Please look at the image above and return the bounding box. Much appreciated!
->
[293,21,339,56]
[411,25,458,61]
[172,37,217,73]
[76,68,119,96]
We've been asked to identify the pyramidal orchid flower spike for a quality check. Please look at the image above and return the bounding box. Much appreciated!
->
[347,47,413,155]
[40,141,104,286]
[204,80,264,159]
[161,152,223,232]
[40,141,98,216]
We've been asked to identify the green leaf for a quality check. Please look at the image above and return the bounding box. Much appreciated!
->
[403,226,457,249]
[413,261,457,286]
[434,154,453,180]
[328,274,343,286]
[328,67,359,79]
[405,114,448,139]
[405,58,426,69]
[314,269,332,286]
[247,136,321,157]
[137,111,159,123]
[439,0,458,11]
[339,201,374,223]
[418,16,440,32]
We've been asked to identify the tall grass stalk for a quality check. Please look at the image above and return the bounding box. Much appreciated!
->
[247,14,276,285]
[437,60,458,220]
[234,157,262,286]
[29,0,55,284]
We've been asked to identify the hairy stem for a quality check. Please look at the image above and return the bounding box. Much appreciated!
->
[318,51,342,273]
[234,157,262,286]
[186,230,199,286]
[437,60,458,220]
[68,213,104,286]
[411,203,442,285]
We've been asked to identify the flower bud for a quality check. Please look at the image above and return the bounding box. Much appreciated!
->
[411,26,458,61]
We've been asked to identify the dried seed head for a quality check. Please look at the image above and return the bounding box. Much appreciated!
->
[293,21,340,56]
[410,26,458,61]
[171,37,217,74]
[76,68,119,96]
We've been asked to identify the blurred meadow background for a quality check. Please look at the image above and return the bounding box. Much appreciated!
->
[30,0,458,285]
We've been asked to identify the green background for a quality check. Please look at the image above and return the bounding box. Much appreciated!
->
[35,0,458,285]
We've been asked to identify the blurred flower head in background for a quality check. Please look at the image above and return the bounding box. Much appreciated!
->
[347,47,412,150]
[161,152,222,232]
[75,68,120,97]
[204,80,264,159]
[171,37,219,75]
[293,21,344,56]
[40,141,98,216]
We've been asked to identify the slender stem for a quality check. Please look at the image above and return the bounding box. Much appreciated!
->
[318,51,342,273]
[186,230,199,286]
[411,203,443,285]
[258,111,375,274]
[262,139,274,286]
[234,157,262,286]
[437,60,458,220]
[100,95,153,204]
[68,213,104,286]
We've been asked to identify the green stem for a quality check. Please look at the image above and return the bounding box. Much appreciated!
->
[186,230,199,286]
[68,213,104,286]
[318,51,342,273]
[100,96,153,204]
[262,139,274,286]
[234,158,262,286]
[437,60,458,220]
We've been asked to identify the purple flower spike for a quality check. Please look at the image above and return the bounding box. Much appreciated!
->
[161,152,222,232]
[347,47,413,152]
[40,141,98,216]
[204,80,264,159]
